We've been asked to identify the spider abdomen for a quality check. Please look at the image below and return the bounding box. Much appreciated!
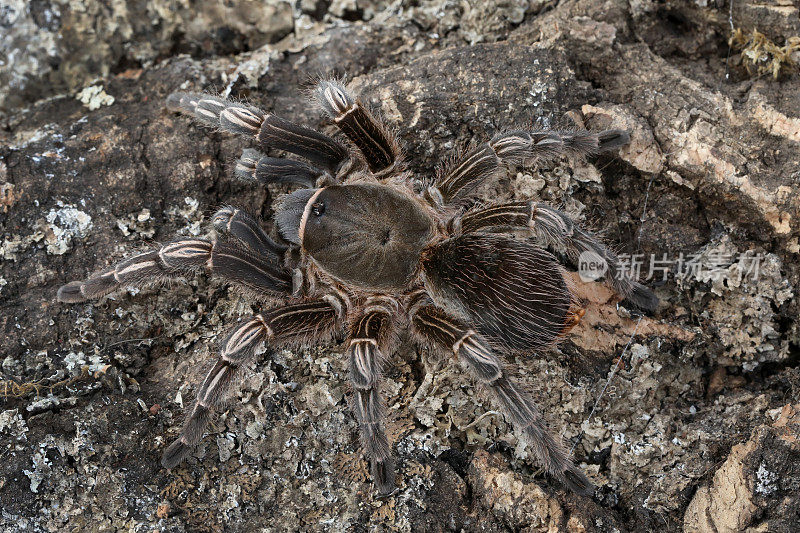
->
[421,234,576,352]
[299,183,433,290]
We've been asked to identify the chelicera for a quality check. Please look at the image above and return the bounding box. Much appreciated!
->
[57,79,657,495]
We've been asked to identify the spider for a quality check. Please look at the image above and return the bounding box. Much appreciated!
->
[57,78,658,496]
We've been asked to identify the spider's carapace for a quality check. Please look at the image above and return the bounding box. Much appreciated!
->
[293,183,433,290]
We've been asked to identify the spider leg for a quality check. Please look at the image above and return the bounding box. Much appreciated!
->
[57,239,291,303]
[166,92,349,176]
[314,80,401,174]
[162,297,344,468]
[234,149,326,189]
[411,304,593,496]
[454,201,659,312]
[431,129,629,204]
[347,302,396,494]
[211,206,288,256]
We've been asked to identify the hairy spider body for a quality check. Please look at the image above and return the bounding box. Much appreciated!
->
[57,79,657,496]
[291,182,433,290]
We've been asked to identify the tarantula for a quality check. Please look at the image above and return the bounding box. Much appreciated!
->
[57,78,657,495]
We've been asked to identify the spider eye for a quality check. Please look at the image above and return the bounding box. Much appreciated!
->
[311,201,325,216]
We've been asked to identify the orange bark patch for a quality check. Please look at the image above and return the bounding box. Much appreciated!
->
[565,272,696,352]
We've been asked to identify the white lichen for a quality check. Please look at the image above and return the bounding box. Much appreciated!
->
[22,444,52,493]
[165,196,204,236]
[0,409,28,437]
[25,394,61,412]
[41,202,93,255]
[116,208,155,239]
[62,351,107,373]
[217,433,237,462]
[76,84,115,110]
[755,462,778,495]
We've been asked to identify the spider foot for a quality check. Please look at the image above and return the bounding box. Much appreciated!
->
[371,457,397,497]
[162,438,193,469]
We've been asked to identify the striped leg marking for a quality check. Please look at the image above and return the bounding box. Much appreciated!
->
[57,239,292,303]
[434,144,502,204]
[211,206,288,256]
[315,80,400,174]
[162,298,343,468]
[530,205,658,311]
[347,309,396,494]
[235,149,326,189]
[430,128,630,204]
[166,92,349,174]
[411,305,594,495]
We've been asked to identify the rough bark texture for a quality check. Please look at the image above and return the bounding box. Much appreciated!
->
[1,1,799,531]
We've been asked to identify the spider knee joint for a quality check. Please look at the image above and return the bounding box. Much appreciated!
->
[211,207,238,232]
[219,106,264,135]
[158,239,213,270]
[454,331,502,382]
